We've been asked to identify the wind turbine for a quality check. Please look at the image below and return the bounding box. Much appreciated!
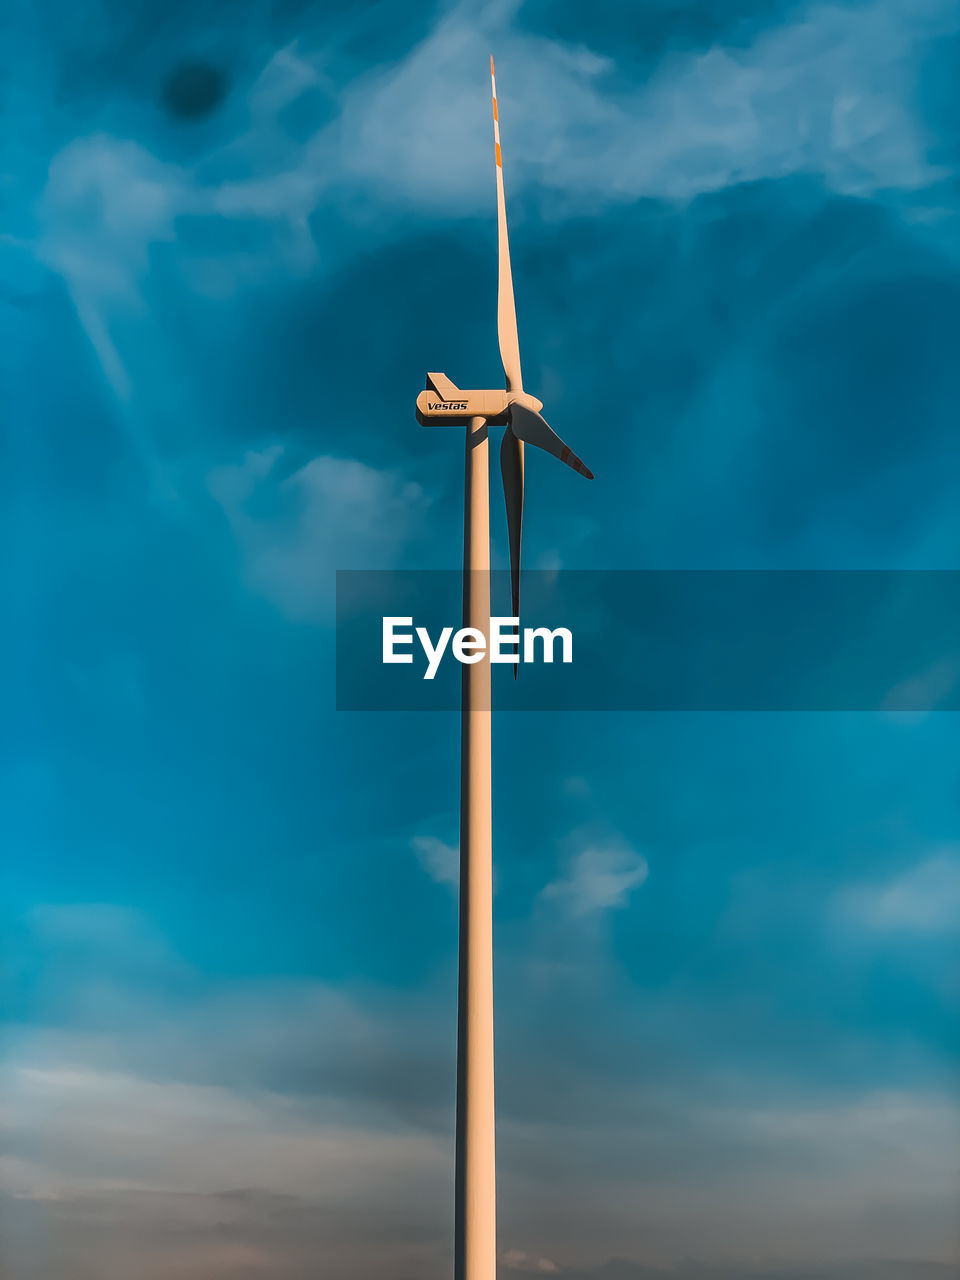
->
[416,59,593,1280]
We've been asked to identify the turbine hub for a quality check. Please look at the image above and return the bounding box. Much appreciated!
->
[508,391,543,414]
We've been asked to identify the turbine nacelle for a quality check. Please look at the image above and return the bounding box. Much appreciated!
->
[415,373,541,426]
[416,373,592,480]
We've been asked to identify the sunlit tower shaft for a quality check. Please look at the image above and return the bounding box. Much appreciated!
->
[454,416,495,1280]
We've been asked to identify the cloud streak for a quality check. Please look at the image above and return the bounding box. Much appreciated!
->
[835,850,960,932]
[208,446,431,619]
[412,834,460,888]
[541,841,649,915]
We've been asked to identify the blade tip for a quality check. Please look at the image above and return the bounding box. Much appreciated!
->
[490,54,495,74]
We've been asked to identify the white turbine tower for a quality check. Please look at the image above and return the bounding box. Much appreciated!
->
[416,59,593,1280]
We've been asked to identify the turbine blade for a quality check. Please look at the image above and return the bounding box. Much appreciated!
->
[491,57,523,393]
[426,372,462,400]
[500,425,524,679]
[508,401,594,480]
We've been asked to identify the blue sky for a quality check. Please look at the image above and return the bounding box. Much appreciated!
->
[2,0,960,1276]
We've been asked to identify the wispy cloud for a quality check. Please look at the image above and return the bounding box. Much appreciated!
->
[28,0,960,408]
[338,0,957,212]
[502,1248,560,1273]
[0,1061,446,1200]
[882,655,960,717]
[208,445,431,620]
[835,850,960,932]
[0,1060,448,1280]
[412,835,460,888]
[540,841,649,915]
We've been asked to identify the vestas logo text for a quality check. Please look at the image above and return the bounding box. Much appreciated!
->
[428,401,468,411]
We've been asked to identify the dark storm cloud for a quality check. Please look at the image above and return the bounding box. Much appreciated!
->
[162,61,229,119]
[43,0,442,116]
